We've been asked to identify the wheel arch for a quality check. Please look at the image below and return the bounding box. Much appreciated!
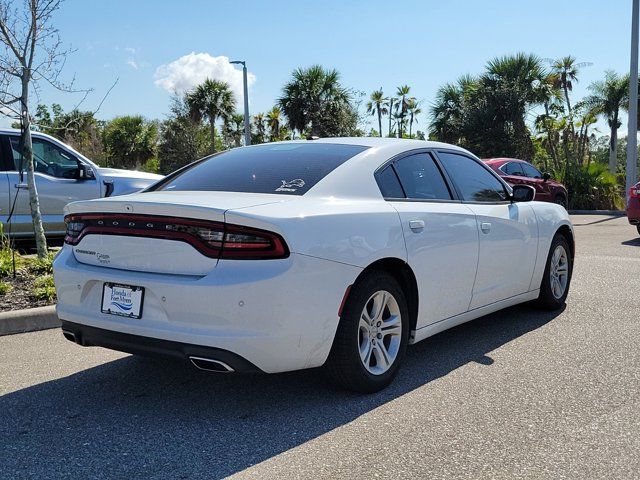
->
[556,224,575,259]
[352,257,419,333]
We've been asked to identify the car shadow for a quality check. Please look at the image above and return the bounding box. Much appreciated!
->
[621,237,640,246]
[0,304,563,479]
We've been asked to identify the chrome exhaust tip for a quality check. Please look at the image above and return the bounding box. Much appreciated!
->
[189,356,235,373]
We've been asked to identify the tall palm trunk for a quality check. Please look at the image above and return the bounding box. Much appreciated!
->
[387,98,394,137]
[209,119,217,153]
[20,75,48,258]
[563,82,577,141]
[377,106,383,138]
[409,113,414,138]
[608,114,618,174]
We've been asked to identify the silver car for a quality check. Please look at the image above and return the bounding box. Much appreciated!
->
[0,128,163,238]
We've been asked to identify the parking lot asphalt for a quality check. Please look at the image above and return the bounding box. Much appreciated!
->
[1,214,639,479]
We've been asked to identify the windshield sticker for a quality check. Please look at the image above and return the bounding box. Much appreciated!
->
[276,178,305,192]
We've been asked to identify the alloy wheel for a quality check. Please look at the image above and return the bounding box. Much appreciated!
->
[550,245,569,299]
[358,290,402,375]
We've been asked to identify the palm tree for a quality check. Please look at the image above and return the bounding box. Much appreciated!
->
[386,97,396,137]
[228,113,245,147]
[366,88,387,137]
[186,79,236,153]
[406,97,422,138]
[267,106,281,141]
[278,65,352,137]
[549,56,591,117]
[429,75,475,144]
[396,85,411,137]
[253,112,266,144]
[585,70,629,173]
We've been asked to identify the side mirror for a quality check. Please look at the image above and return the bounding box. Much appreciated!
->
[542,172,551,181]
[76,162,94,180]
[511,184,535,202]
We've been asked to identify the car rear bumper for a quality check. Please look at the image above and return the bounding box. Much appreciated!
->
[53,246,362,373]
[60,320,262,372]
[628,197,640,224]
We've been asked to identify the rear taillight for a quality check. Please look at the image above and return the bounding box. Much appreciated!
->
[64,214,289,260]
[630,184,640,198]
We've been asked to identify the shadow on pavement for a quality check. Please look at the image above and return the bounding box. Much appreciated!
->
[621,237,640,246]
[0,304,563,479]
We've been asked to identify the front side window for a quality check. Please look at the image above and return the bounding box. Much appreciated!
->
[438,151,507,202]
[503,162,524,176]
[521,163,542,179]
[9,137,79,179]
[392,153,452,200]
[153,143,369,195]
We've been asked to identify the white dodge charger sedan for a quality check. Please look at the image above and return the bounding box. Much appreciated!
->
[53,138,574,392]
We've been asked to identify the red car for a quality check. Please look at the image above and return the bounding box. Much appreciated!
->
[628,181,640,235]
[484,158,568,208]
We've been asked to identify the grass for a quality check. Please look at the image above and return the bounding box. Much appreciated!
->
[0,281,11,295]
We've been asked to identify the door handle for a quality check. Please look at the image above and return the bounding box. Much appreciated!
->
[14,183,28,189]
[409,220,425,232]
[480,222,492,234]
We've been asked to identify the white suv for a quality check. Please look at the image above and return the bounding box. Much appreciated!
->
[0,128,162,238]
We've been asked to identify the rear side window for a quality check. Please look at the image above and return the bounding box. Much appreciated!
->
[376,166,405,198]
[392,153,452,200]
[438,151,507,202]
[503,162,524,176]
[152,143,369,195]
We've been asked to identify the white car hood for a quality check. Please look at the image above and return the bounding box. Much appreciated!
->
[97,167,163,181]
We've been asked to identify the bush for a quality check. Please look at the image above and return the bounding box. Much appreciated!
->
[33,275,56,302]
[29,252,54,275]
[0,281,11,295]
[560,163,624,210]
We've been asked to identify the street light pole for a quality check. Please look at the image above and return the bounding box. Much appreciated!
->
[627,0,639,203]
[231,60,251,146]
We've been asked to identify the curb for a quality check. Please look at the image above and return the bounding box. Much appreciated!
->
[0,305,59,336]
[568,210,626,216]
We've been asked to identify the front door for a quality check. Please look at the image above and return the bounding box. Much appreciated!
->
[436,151,538,309]
[5,135,100,236]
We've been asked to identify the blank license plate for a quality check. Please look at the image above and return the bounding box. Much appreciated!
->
[101,283,145,319]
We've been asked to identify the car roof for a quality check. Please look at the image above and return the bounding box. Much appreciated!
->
[484,158,528,165]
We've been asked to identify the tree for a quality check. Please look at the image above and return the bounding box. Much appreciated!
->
[406,97,422,138]
[252,112,266,144]
[386,97,396,137]
[0,0,74,258]
[158,95,210,174]
[366,88,387,138]
[266,106,281,141]
[586,70,630,173]
[429,76,473,144]
[278,65,357,137]
[549,56,591,119]
[186,79,236,153]
[102,115,157,169]
[396,85,411,137]
[224,113,244,147]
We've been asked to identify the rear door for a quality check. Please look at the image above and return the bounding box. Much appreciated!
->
[437,151,538,309]
[378,151,479,328]
[7,135,101,236]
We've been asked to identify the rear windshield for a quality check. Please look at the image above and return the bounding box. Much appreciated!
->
[151,143,369,195]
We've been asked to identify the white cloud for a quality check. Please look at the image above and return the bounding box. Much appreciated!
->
[127,58,138,70]
[154,52,256,101]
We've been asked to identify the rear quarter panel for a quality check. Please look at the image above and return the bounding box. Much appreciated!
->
[224,197,407,268]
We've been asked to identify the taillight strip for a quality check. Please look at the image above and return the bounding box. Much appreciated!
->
[64,213,289,260]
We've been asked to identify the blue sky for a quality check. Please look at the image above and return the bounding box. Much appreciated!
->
[8,0,635,134]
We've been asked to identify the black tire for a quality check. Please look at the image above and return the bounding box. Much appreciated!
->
[536,233,573,310]
[553,194,567,209]
[324,271,410,393]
